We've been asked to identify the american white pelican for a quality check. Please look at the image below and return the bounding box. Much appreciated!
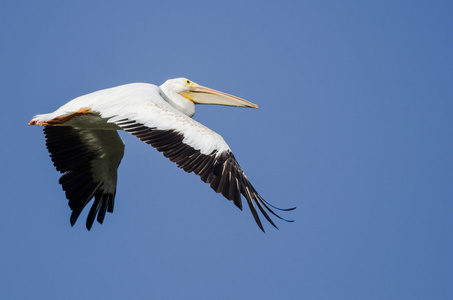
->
[29,78,294,231]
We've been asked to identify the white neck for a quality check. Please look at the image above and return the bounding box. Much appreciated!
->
[159,84,195,117]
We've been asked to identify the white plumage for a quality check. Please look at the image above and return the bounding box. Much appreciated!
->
[29,78,294,231]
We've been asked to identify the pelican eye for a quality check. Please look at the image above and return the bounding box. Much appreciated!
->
[186,80,191,85]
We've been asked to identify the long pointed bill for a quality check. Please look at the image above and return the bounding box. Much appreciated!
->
[180,85,258,108]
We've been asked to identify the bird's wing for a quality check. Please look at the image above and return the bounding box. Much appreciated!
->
[104,101,292,232]
[44,125,124,230]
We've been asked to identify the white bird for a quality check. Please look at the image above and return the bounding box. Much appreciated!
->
[29,78,294,231]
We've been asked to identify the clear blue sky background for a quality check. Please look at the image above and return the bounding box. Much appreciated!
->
[1,1,452,299]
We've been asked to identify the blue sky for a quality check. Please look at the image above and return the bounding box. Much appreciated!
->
[1,0,452,299]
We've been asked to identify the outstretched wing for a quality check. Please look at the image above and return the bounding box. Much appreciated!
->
[105,102,293,232]
[44,125,124,230]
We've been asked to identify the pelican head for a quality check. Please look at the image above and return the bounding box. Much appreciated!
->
[161,78,258,109]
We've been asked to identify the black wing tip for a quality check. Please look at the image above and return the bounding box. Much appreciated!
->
[68,192,114,231]
[70,210,80,226]
[205,151,295,232]
[261,197,297,212]
[245,194,295,231]
[86,222,93,231]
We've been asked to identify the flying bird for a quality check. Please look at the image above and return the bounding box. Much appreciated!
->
[29,78,294,231]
